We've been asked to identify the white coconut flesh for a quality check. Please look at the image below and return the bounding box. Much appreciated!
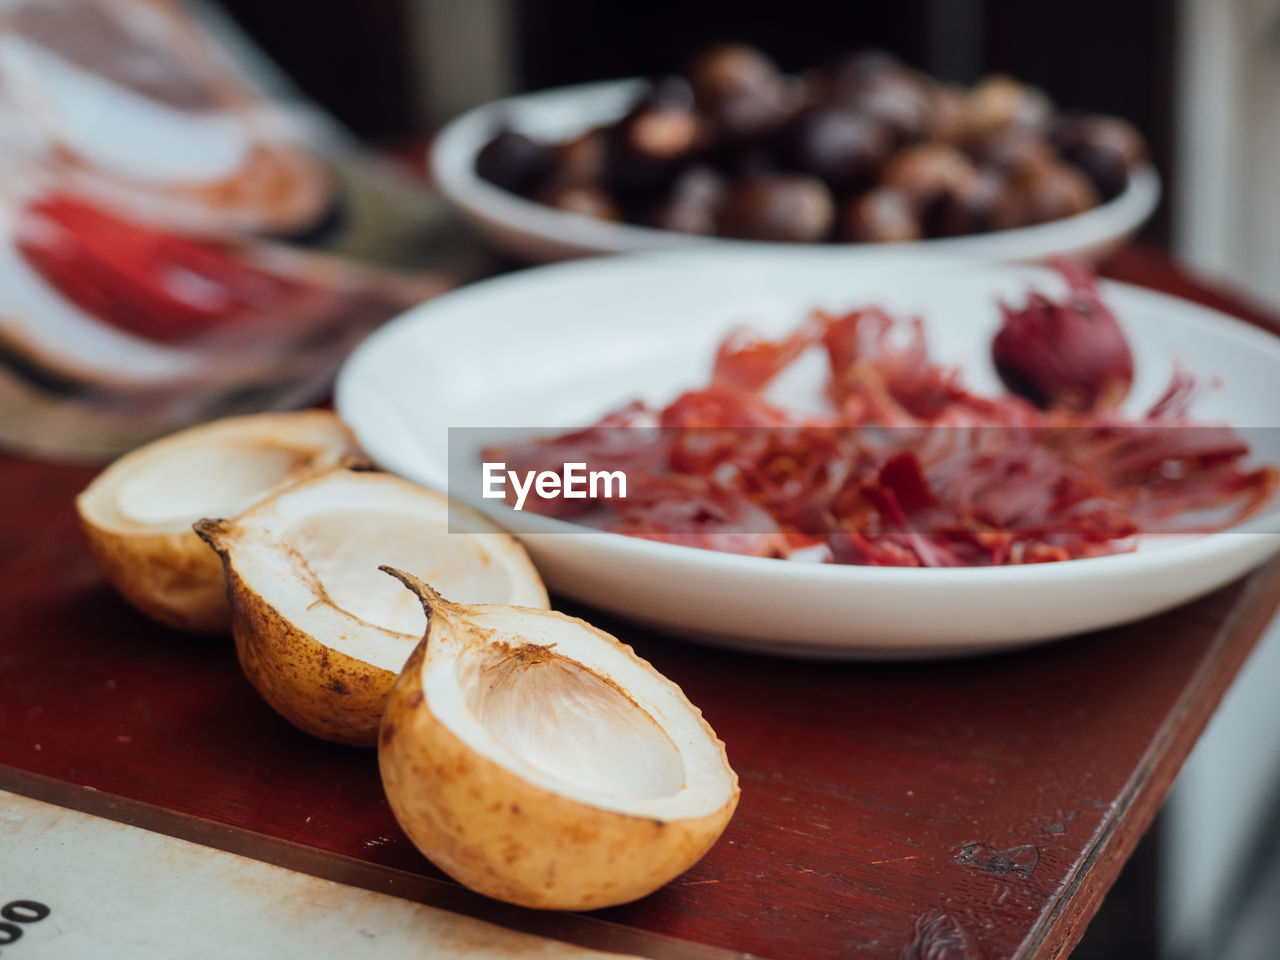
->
[115,445,305,527]
[78,413,357,536]
[289,510,519,636]
[459,646,684,801]
[423,605,733,820]
[222,470,548,672]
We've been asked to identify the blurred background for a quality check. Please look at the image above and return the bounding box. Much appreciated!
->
[214,0,1279,310]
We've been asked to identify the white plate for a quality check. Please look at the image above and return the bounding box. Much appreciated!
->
[432,79,1162,264]
[336,253,1280,657]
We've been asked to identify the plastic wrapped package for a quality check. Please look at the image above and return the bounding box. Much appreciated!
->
[0,0,450,459]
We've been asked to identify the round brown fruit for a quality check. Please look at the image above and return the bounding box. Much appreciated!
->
[645,166,726,234]
[551,129,609,186]
[1052,113,1147,199]
[686,43,792,143]
[880,143,979,214]
[839,187,923,243]
[928,84,969,143]
[848,73,936,146]
[962,75,1053,140]
[1018,160,1101,224]
[965,126,1055,177]
[825,49,906,102]
[476,129,555,197]
[774,106,893,192]
[535,183,622,220]
[933,169,1027,236]
[688,43,783,109]
[717,174,836,242]
[606,79,702,196]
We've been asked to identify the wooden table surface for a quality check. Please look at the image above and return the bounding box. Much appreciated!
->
[1,246,1278,960]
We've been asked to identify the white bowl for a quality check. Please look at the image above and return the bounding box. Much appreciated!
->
[336,253,1280,658]
[432,78,1162,264]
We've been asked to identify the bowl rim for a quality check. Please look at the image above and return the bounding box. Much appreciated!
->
[431,77,1162,260]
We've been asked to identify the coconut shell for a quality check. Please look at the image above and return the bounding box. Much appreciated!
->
[203,543,397,745]
[192,469,548,747]
[82,523,230,633]
[378,571,739,910]
[76,410,363,634]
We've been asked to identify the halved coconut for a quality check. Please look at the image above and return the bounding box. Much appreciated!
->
[195,469,548,747]
[76,410,361,633]
[378,568,739,911]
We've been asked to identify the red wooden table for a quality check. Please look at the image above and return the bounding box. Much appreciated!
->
[1,246,1278,960]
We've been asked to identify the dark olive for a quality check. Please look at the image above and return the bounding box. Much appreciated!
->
[708,87,795,143]
[1067,147,1129,200]
[534,183,623,221]
[475,129,554,196]
[847,74,936,146]
[932,169,1027,236]
[962,75,1053,140]
[645,166,727,234]
[838,187,922,243]
[645,195,716,235]
[1052,113,1147,199]
[686,43,793,143]
[823,51,937,145]
[928,84,969,143]
[650,75,698,110]
[709,143,776,179]
[648,196,716,234]
[551,129,609,186]
[793,66,828,107]
[774,106,894,193]
[1018,160,1100,224]
[964,127,1055,177]
[670,165,728,204]
[1073,147,1128,199]
[825,49,905,102]
[717,174,836,242]
[627,108,701,160]
[624,79,702,159]
[880,144,978,214]
[647,195,716,234]
[687,43,782,109]
[605,80,703,197]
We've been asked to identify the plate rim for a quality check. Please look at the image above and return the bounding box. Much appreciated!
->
[336,252,1280,587]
